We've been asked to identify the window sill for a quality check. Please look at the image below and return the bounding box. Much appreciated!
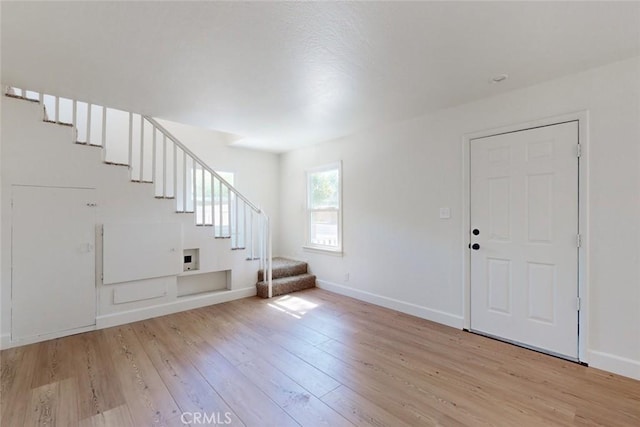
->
[303,246,343,257]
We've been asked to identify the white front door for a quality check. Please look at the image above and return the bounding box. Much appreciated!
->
[11,185,97,340]
[470,121,579,359]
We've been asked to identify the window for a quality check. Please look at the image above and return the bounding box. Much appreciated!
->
[305,162,342,253]
[195,170,234,236]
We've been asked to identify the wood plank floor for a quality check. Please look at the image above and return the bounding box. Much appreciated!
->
[2,288,639,426]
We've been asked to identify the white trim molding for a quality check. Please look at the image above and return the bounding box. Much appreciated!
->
[1,287,257,350]
[1,326,96,350]
[1,333,11,349]
[588,350,640,380]
[317,280,464,329]
[461,111,590,363]
[96,287,256,329]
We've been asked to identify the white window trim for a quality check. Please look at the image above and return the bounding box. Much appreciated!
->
[304,161,343,255]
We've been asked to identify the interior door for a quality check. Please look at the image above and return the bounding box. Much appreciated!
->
[11,185,97,340]
[470,121,579,359]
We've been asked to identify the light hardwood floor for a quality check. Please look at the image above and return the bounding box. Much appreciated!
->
[1,288,639,426]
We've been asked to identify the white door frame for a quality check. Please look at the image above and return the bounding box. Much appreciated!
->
[462,111,590,363]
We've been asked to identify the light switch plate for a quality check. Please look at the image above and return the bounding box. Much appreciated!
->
[439,207,451,219]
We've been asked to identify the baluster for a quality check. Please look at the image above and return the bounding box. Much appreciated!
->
[249,209,254,260]
[182,152,187,212]
[128,113,133,171]
[163,135,168,198]
[201,167,206,225]
[139,115,144,181]
[172,142,177,200]
[87,103,92,145]
[211,174,218,237]
[268,217,272,298]
[227,187,232,238]
[218,179,223,235]
[102,107,107,154]
[261,217,265,270]
[234,193,239,246]
[55,96,60,122]
[152,127,157,188]
[72,100,78,143]
[193,160,197,219]
[243,202,247,249]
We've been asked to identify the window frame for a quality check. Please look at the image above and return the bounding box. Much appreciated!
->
[304,161,343,255]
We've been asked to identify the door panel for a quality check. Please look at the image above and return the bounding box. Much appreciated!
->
[11,185,96,340]
[470,121,579,359]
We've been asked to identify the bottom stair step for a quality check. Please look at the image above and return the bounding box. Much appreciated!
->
[256,273,316,298]
[258,257,308,281]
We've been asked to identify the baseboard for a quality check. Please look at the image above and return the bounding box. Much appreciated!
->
[1,325,96,350]
[316,280,464,329]
[1,333,11,349]
[96,287,256,329]
[588,350,640,380]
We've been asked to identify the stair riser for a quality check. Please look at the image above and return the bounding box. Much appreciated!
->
[258,263,308,281]
[256,275,316,298]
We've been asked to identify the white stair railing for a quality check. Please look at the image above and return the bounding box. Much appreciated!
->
[4,85,273,297]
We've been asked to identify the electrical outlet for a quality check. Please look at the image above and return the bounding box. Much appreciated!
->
[344,273,350,282]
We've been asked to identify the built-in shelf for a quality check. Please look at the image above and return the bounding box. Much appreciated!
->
[176,288,229,299]
[177,270,230,297]
[179,269,211,277]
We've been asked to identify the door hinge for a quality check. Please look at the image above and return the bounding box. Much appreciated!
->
[577,233,582,248]
[576,144,582,158]
[576,297,581,311]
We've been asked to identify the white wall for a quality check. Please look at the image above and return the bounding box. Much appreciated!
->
[279,57,640,379]
[0,97,279,348]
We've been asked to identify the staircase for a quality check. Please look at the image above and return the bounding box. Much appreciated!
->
[256,258,316,298]
[4,85,273,292]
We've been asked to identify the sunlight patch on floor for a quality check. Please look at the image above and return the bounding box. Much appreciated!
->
[267,295,319,318]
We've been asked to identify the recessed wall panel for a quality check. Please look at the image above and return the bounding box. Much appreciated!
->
[527,173,553,243]
[487,258,511,314]
[488,146,510,164]
[526,140,553,161]
[489,177,510,241]
[527,262,556,324]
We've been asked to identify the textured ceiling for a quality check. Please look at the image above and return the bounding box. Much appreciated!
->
[2,1,639,152]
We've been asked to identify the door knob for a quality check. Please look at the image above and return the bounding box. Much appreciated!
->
[472,243,480,250]
[472,229,480,235]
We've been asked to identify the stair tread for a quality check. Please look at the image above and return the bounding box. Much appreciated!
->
[44,120,73,127]
[104,161,129,167]
[5,93,40,103]
[75,141,102,148]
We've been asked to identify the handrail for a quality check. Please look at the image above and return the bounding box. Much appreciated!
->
[143,116,261,214]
